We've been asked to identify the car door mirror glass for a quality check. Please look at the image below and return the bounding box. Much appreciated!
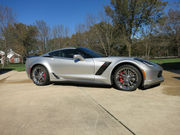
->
[73,54,84,61]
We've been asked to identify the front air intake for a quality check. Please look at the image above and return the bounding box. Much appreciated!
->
[158,71,162,78]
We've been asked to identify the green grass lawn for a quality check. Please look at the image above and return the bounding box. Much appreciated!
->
[3,63,25,71]
[150,58,180,70]
[150,58,180,64]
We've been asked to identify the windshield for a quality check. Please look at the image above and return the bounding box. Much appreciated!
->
[77,48,104,58]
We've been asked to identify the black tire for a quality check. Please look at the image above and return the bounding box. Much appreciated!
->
[113,65,142,91]
[31,65,50,86]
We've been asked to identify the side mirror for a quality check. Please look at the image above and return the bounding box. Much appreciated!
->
[73,54,85,61]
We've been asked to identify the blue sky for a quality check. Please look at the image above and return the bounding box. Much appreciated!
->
[0,0,179,35]
[0,0,110,34]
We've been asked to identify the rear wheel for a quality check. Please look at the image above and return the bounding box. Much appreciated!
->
[113,65,142,91]
[31,65,50,86]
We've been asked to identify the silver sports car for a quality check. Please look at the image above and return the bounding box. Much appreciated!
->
[25,47,164,91]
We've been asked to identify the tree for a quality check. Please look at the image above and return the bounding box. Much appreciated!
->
[105,0,167,56]
[85,13,114,56]
[0,5,16,37]
[11,23,38,60]
[140,24,155,59]
[35,20,50,53]
[88,22,114,56]
[52,24,69,50]
[157,9,180,56]
[0,5,16,64]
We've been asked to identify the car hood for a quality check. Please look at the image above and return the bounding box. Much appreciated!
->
[93,56,135,62]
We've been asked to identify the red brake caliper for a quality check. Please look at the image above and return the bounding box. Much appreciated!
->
[120,72,124,84]
[43,73,46,78]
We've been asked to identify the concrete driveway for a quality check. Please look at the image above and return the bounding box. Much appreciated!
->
[0,71,180,135]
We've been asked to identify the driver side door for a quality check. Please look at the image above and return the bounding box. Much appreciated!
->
[50,49,95,82]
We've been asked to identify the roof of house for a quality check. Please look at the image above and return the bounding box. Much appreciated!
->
[7,49,21,59]
[0,51,5,56]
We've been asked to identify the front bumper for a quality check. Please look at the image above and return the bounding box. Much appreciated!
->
[143,76,164,88]
[142,64,164,88]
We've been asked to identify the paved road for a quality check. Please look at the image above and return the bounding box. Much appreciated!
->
[0,71,180,135]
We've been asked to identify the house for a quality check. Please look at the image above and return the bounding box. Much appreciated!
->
[0,51,5,64]
[0,51,5,57]
[7,49,22,63]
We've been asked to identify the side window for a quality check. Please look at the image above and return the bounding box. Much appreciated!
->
[76,49,92,58]
[61,49,77,58]
[48,49,92,59]
[61,49,92,59]
[49,50,62,57]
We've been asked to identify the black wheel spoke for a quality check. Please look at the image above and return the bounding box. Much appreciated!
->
[32,67,46,85]
[116,67,138,90]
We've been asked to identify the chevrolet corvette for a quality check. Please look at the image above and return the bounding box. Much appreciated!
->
[25,47,164,91]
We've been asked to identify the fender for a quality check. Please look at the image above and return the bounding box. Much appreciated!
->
[108,59,145,85]
[29,58,53,79]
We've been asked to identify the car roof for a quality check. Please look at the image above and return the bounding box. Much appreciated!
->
[42,47,87,56]
[52,47,86,52]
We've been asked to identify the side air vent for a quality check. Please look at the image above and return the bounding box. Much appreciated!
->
[52,73,60,79]
[95,62,111,75]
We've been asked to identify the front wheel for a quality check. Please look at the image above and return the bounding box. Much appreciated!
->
[31,65,50,86]
[113,65,142,91]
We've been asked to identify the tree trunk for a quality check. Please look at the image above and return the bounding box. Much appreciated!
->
[43,38,46,53]
[129,43,131,57]
[21,56,24,64]
[127,36,132,57]
[127,40,132,57]
[145,42,148,59]
[95,29,108,56]
[4,38,9,65]
[147,45,151,60]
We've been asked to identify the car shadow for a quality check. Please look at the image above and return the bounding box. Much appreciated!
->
[159,62,180,75]
[140,83,161,90]
[52,81,146,92]
[166,70,180,75]
[52,81,112,89]
[173,77,180,80]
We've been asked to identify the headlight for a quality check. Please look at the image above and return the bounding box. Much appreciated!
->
[134,58,154,66]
